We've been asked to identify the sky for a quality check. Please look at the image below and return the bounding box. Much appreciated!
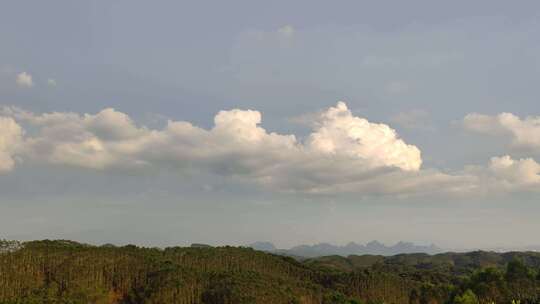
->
[1,0,540,250]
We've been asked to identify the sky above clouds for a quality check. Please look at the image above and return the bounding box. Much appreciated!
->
[1,0,540,249]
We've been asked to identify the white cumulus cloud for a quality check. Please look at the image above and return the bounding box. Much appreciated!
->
[0,102,424,193]
[489,155,540,187]
[463,112,540,150]
[306,102,422,171]
[16,72,33,88]
[464,155,540,193]
[1,102,540,197]
[0,117,23,172]
[277,25,295,38]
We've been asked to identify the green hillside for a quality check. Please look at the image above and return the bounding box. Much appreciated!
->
[1,240,539,304]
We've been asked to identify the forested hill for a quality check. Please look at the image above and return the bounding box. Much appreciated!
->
[304,251,540,274]
[1,240,540,304]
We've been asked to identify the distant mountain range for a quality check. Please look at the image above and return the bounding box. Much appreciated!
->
[248,241,442,257]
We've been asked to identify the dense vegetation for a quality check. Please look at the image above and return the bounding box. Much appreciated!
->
[1,240,539,304]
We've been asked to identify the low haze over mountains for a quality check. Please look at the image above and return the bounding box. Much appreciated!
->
[249,241,442,257]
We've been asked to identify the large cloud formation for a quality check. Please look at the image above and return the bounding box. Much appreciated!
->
[463,112,540,150]
[1,103,539,196]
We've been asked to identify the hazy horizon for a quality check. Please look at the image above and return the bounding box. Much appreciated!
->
[2,1,540,250]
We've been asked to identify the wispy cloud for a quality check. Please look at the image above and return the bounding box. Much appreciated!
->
[390,109,431,130]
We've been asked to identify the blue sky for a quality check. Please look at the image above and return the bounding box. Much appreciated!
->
[1,1,540,249]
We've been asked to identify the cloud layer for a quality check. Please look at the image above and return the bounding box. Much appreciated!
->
[1,103,539,197]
